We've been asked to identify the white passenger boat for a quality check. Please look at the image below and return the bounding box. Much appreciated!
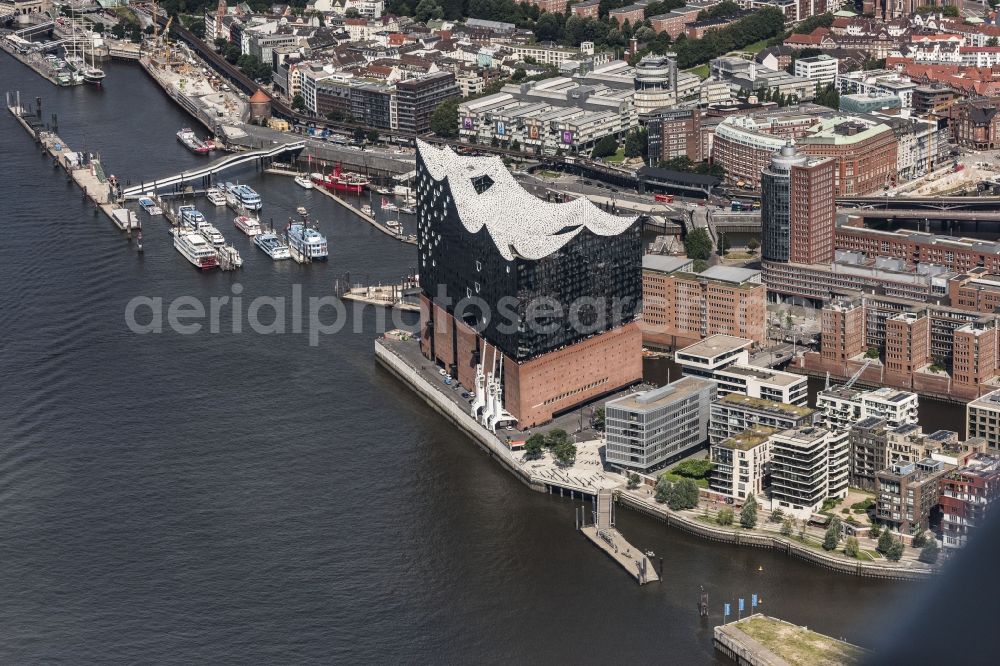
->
[254,232,291,260]
[217,245,243,269]
[294,175,314,189]
[224,182,262,211]
[173,229,219,269]
[206,187,227,206]
[195,222,226,246]
[234,215,262,237]
[285,221,328,263]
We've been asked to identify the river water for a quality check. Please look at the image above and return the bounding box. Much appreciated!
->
[0,58,915,662]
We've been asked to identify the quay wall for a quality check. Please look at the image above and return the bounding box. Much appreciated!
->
[617,493,933,581]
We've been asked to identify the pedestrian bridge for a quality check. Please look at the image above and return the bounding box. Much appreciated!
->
[120,141,305,198]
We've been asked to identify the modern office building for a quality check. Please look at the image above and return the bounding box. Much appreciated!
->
[876,459,950,537]
[415,140,643,428]
[604,377,717,472]
[709,425,774,501]
[794,54,839,91]
[770,426,849,518]
[709,393,819,444]
[760,144,836,265]
[395,72,460,135]
[633,54,680,118]
[797,116,899,196]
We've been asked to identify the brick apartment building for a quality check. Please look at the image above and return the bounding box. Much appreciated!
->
[570,0,601,18]
[876,459,950,537]
[640,258,767,349]
[609,3,647,26]
[529,0,568,12]
[951,97,1000,150]
[939,454,1000,548]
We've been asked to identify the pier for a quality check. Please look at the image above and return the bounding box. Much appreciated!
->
[266,168,417,245]
[337,281,420,312]
[6,92,139,241]
[580,489,660,585]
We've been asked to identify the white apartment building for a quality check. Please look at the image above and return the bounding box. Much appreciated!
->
[817,386,919,432]
[967,389,1000,449]
[676,335,808,405]
[709,426,774,501]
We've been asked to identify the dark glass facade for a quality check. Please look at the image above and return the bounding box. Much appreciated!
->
[760,144,806,263]
[416,152,643,362]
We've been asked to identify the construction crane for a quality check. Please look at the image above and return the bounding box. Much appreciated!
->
[842,358,874,391]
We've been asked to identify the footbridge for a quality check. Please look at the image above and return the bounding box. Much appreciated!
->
[121,141,305,198]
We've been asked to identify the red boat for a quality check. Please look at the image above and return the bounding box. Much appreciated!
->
[177,128,212,155]
[311,163,369,194]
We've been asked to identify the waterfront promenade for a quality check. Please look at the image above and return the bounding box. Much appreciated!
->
[715,615,868,666]
[377,333,937,581]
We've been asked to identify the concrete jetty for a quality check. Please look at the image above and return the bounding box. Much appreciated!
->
[714,615,868,666]
[0,37,80,87]
[580,489,659,585]
[6,93,138,239]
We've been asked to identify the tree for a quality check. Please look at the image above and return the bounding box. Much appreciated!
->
[414,0,444,23]
[524,433,546,458]
[823,522,840,551]
[366,130,380,144]
[291,94,305,111]
[740,496,758,529]
[430,98,460,138]
[554,440,577,465]
[716,232,729,256]
[865,347,880,359]
[546,428,570,450]
[844,536,860,558]
[666,478,700,510]
[769,508,784,523]
[654,473,672,503]
[512,67,527,82]
[672,459,713,479]
[684,228,713,261]
[535,12,563,42]
[627,472,641,490]
[918,538,939,564]
[225,44,241,65]
[989,37,1000,48]
[214,37,229,52]
[747,237,759,254]
[623,127,647,159]
[780,517,794,536]
[345,7,362,17]
[912,531,927,549]
[591,134,618,159]
[814,83,840,110]
[592,407,606,431]
[717,507,734,526]
[189,18,206,39]
[877,528,894,554]
[353,128,366,144]
[869,523,882,539]
[91,22,104,34]
[111,21,126,40]
[886,539,904,562]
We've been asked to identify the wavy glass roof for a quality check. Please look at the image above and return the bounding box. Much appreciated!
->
[416,139,636,261]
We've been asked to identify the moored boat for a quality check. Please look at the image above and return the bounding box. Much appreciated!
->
[173,229,219,269]
[224,182,262,211]
[254,232,291,260]
[195,222,226,246]
[294,175,314,189]
[380,197,398,212]
[312,164,369,195]
[138,197,163,216]
[217,245,243,269]
[285,221,328,263]
[178,205,206,228]
[206,187,227,206]
[234,215,263,237]
[177,128,211,155]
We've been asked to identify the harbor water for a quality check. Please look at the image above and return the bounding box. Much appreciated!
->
[0,57,920,662]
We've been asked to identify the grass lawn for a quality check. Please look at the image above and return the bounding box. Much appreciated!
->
[736,616,866,666]
[739,38,771,55]
[686,63,710,80]
[605,148,626,164]
[661,471,709,488]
